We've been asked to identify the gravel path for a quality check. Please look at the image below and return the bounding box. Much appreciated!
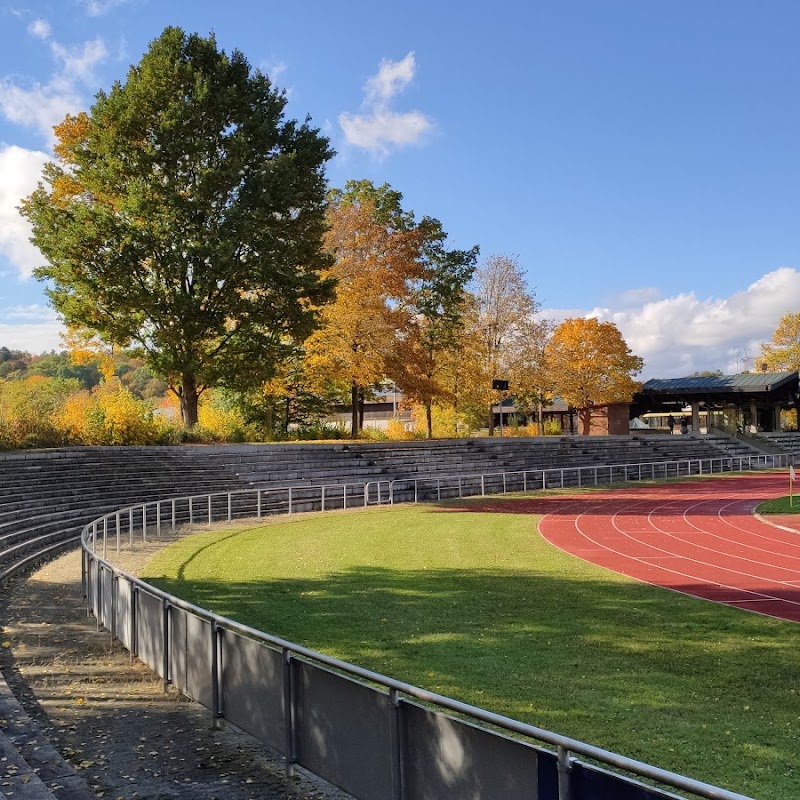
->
[0,549,350,800]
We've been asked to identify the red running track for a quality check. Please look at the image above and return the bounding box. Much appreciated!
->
[532,472,800,623]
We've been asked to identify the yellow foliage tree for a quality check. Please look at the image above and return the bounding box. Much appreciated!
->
[546,318,643,435]
[0,375,78,448]
[85,385,163,445]
[304,184,422,437]
[53,390,94,443]
[62,326,116,383]
[759,312,800,372]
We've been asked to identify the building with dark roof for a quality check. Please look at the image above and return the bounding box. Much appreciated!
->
[631,371,799,432]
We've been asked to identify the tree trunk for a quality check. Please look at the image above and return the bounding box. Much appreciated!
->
[426,402,433,439]
[358,391,365,431]
[350,382,359,439]
[488,403,495,436]
[180,372,200,429]
[580,408,591,435]
[537,398,544,435]
[283,397,290,436]
[265,403,274,441]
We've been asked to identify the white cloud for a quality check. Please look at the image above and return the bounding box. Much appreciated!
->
[339,109,432,152]
[0,144,49,280]
[365,52,416,104]
[50,38,108,83]
[0,318,65,353]
[77,0,132,17]
[339,52,433,156]
[0,80,82,143]
[541,268,800,380]
[28,19,51,40]
[3,305,58,322]
[0,30,107,144]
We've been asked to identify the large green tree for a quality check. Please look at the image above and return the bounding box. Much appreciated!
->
[21,27,333,427]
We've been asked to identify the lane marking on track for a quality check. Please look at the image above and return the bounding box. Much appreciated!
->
[538,474,800,621]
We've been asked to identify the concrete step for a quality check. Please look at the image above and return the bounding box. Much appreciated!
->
[0,677,93,800]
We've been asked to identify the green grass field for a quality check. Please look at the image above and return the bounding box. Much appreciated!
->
[142,502,800,800]
[756,495,800,514]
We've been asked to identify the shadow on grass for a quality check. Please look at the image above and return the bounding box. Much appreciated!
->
[149,565,800,748]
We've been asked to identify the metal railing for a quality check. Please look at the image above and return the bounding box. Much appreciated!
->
[388,453,789,504]
[80,462,768,800]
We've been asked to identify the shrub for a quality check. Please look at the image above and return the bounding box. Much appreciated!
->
[412,404,472,439]
[386,416,416,440]
[85,386,163,445]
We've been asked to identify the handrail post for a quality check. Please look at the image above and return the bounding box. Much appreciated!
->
[157,500,161,538]
[288,487,293,515]
[116,511,121,553]
[389,688,403,800]
[162,599,170,693]
[258,489,262,518]
[110,573,116,646]
[171,499,176,532]
[130,585,138,662]
[283,647,297,779]
[102,517,107,560]
[227,493,232,522]
[557,745,573,800]
[142,504,147,543]
[210,621,222,722]
[321,485,326,512]
[129,508,133,549]
[208,495,212,527]
[95,562,102,631]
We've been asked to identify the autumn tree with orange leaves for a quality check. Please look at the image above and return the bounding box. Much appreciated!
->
[386,219,478,438]
[545,317,643,435]
[759,312,800,372]
[304,181,422,436]
[305,180,477,438]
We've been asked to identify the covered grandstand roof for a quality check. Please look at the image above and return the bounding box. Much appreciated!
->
[632,371,799,413]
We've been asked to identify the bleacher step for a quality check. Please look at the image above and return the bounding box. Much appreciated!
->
[0,678,93,800]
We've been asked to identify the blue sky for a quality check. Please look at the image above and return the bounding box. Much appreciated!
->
[1,0,799,377]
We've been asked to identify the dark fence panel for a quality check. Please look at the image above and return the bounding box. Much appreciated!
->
[296,661,394,800]
[400,700,546,799]
[135,589,163,673]
[221,632,285,752]
[169,606,189,695]
[571,761,684,799]
[115,577,132,649]
[100,564,112,628]
[185,613,213,708]
[168,606,212,707]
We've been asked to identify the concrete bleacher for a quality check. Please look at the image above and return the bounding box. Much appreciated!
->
[758,431,800,457]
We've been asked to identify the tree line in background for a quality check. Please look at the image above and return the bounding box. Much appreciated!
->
[10,26,645,449]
